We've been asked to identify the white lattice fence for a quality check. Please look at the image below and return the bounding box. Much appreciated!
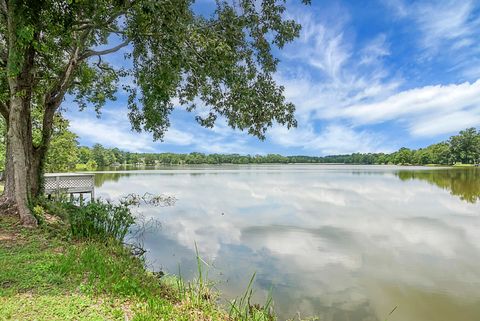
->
[44,174,95,198]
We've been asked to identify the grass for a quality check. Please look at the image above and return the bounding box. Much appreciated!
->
[452,163,476,167]
[0,213,275,321]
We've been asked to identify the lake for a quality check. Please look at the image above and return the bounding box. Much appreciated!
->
[92,165,480,321]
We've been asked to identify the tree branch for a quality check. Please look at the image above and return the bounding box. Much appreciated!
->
[48,48,81,107]
[80,40,130,60]
[74,11,124,31]
[39,39,84,152]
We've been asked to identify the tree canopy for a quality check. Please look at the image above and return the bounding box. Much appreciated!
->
[449,128,480,164]
[1,0,305,142]
[0,0,309,225]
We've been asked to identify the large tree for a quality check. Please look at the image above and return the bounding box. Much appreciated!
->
[0,0,307,225]
[449,128,480,164]
[43,117,79,172]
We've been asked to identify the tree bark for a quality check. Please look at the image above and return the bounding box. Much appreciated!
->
[4,94,37,226]
[1,0,41,226]
[1,101,48,226]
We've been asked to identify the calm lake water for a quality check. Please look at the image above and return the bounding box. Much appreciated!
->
[92,165,480,321]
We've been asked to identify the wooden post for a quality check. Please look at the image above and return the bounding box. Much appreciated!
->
[55,176,60,199]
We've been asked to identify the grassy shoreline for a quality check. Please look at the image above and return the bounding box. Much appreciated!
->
[0,213,275,321]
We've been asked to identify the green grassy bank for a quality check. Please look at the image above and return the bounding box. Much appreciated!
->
[0,213,276,321]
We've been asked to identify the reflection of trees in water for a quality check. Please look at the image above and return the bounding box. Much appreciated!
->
[94,167,480,204]
[396,169,480,203]
[94,171,175,187]
[94,173,132,187]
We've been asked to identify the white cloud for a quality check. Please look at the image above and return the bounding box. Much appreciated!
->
[383,0,480,62]
[284,12,351,82]
[280,10,401,116]
[409,109,480,137]
[270,124,389,155]
[272,10,400,153]
[277,7,480,141]
[414,0,479,53]
[68,105,194,151]
[67,106,260,154]
[383,0,408,18]
[69,118,158,152]
[163,128,195,146]
[359,34,390,66]
[341,79,480,136]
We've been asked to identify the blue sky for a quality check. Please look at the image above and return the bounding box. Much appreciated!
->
[65,0,480,156]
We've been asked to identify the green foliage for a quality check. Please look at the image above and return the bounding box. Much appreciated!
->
[397,168,480,203]
[0,113,78,173]
[449,128,480,164]
[78,147,92,164]
[44,117,79,172]
[0,215,194,319]
[124,0,301,140]
[1,0,306,152]
[392,147,414,165]
[85,159,98,170]
[91,143,115,168]
[33,196,135,242]
[68,201,135,242]
[228,273,275,321]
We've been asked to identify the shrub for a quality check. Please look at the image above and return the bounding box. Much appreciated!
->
[34,192,173,243]
[69,200,135,242]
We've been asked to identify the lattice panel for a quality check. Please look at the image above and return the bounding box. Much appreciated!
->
[44,175,94,192]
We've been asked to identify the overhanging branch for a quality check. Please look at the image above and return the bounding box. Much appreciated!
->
[80,40,130,60]
[41,42,84,151]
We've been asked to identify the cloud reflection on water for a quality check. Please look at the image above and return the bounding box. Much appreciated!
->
[95,165,480,321]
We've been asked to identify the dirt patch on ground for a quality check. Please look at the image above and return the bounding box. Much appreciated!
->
[43,213,61,224]
[0,214,26,247]
[0,231,20,242]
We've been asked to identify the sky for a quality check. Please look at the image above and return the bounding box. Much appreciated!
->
[65,0,480,156]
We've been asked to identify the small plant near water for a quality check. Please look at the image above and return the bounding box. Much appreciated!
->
[169,243,276,321]
[32,197,135,242]
[228,273,275,321]
[68,201,135,242]
[33,192,176,243]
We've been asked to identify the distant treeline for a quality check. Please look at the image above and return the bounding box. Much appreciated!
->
[77,127,480,168]
[2,124,478,173]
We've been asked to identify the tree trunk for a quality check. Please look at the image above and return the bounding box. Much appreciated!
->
[1,105,48,226]
[2,95,38,227]
[3,138,14,200]
[30,151,44,197]
[1,0,49,226]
